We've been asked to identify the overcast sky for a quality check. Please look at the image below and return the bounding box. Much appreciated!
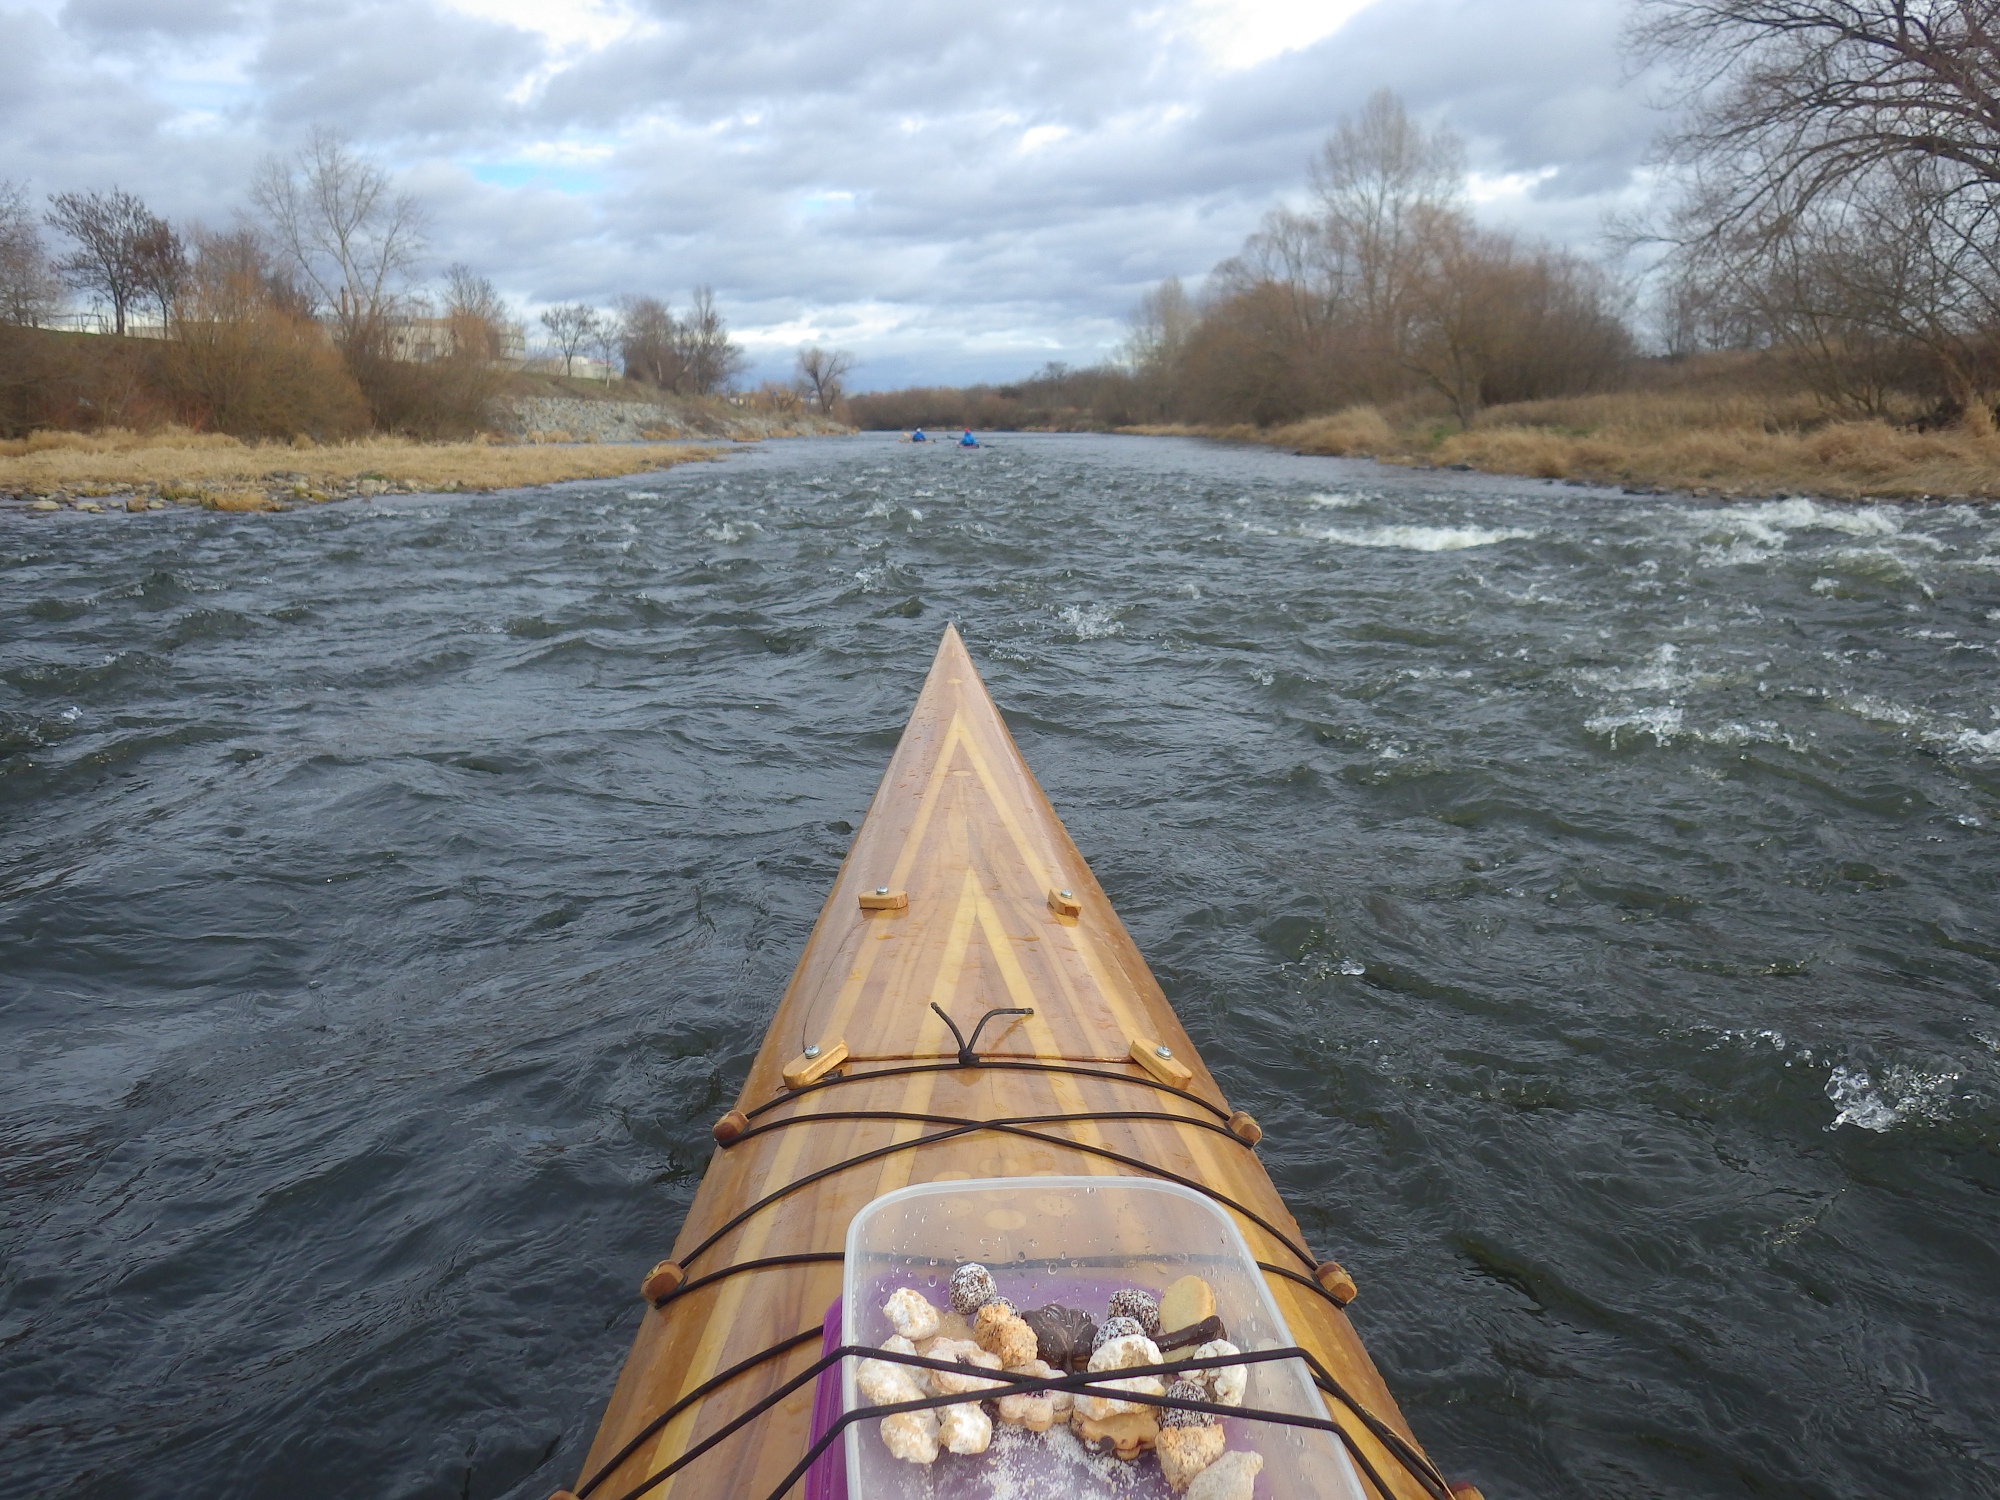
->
[1,0,1669,387]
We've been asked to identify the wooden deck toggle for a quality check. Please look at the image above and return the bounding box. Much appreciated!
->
[1130,1036,1194,1089]
[858,887,908,912]
[782,1039,849,1090]
[640,1260,685,1302]
[1314,1259,1358,1306]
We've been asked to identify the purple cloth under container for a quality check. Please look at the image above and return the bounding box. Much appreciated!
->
[804,1297,848,1500]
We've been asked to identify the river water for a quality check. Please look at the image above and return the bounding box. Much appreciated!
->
[3,434,1996,1500]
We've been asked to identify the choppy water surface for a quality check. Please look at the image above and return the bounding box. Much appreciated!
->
[3,434,1997,1500]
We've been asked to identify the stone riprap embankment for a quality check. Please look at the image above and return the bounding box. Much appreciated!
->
[498,395,848,443]
[1,474,443,515]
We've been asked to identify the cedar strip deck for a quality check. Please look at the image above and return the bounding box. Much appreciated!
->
[575,625,1437,1500]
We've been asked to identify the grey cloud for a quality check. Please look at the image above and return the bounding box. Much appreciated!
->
[0,0,1660,385]
[250,0,541,138]
[60,0,244,40]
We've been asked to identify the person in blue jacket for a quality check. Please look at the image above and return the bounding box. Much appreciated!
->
[958,429,979,448]
[911,428,927,442]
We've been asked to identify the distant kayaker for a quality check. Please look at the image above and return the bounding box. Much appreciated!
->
[911,428,928,443]
[958,430,979,448]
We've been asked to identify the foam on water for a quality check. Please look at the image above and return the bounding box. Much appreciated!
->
[1575,642,1702,696]
[1835,693,2000,762]
[1713,496,1908,540]
[1308,523,1537,551]
[1826,1063,1963,1132]
[1583,704,1687,746]
[1055,602,1123,639]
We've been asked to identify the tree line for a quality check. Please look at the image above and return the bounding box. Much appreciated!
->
[22,3,1992,444]
[865,10,2000,440]
[1127,92,1634,428]
[0,130,796,439]
[854,93,1637,433]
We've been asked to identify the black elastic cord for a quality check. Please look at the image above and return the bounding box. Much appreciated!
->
[573,1325,823,1498]
[743,1057,1232,1122]
[1299,1354,1453,1500]
[727,1106,1249,1152]
[675,1120,985,1270]
[599,1341,1452,1500]
[674,1117,1316,1273]
[645,1255,1343,1326]
[1258,1260,1348,1310]
[652,1250,846,1311]
[606,1345,1286,1500]
[929,1002,1035,1065]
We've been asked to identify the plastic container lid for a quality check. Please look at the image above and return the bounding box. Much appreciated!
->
[841,1175,1365,1499]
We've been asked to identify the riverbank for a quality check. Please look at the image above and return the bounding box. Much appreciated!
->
[0,429,726,513]
[495,387,849,443]
[1130,391,2000,501]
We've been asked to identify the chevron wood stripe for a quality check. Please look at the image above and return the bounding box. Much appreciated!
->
[574,625,1438,1500]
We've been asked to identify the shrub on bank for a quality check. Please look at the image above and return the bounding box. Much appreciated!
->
[1225,384,2000,497]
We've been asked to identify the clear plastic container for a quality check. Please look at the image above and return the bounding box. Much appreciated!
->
[841,1176,1366,1500]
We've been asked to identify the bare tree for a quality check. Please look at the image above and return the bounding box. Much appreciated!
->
[134,217,188,330]
[1403,224,1631,425]
[1126,277,1196,371]
[591,309,621,382]
[0,180,61,326]
[1182,92,1482,419]
[46,187,173,335]
[253,128,425,353]
[617,294,685,388]
[540,302,601,376]
[675,285,747,394]
[1634,0,2000,224]
[795,345,854,412]
[1311,90,1466,341]
[160,226,369,439]
[443,264,512,362]
[1402,215,1518,427]
[1634,0,2000,424]
[1124,276,1197,417]
[1128,91,1629,426]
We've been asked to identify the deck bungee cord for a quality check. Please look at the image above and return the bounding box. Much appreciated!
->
[600,1066,1412,1499]
[671,1104,1321,1278]
[571,1342,1459,1500]
[596,1085,1427,1500]
[742,1054,1239,1124]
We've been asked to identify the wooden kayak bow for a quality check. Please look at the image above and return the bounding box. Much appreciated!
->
[565,624,1457,1500]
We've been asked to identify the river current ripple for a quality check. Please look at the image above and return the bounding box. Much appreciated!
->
[3,434,1996,1499]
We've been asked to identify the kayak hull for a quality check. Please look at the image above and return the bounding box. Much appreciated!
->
[572,626,1438,1500]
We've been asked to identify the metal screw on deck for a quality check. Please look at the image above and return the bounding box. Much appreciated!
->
[804,1045,821,1060]
[1156,1044,1173,1059]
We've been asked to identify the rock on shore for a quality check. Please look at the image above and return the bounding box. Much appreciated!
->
[497,394,848,443]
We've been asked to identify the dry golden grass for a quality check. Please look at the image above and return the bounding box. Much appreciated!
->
[1229,390,2000,499]
[0,427,721,503]
[1274,407,1398,456]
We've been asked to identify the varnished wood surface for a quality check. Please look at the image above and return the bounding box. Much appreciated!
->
[574,625,1439,1500]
